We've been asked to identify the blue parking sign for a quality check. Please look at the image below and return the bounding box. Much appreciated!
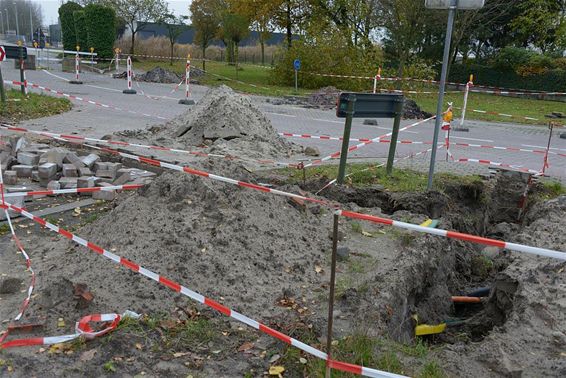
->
[293,59,301,71]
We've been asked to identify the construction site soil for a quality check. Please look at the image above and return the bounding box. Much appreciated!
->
[1,83,564,377]
[1,156,565,377]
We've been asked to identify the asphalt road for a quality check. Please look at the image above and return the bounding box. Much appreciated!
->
[2,57,565,180]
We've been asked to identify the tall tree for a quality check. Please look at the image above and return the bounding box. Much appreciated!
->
[106,0,167,55]
[511,0,565,53]
[229,0,274,65]
[190,0,221,70]
[85,3,116,58]
[161,13,188,65]
[218,12,250,69]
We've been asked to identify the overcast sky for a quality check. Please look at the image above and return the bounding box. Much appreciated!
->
[38,0,191,25]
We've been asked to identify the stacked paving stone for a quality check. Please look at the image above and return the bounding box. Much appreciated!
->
[0,137,156,210]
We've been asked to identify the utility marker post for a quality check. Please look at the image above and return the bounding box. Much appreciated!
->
[325,212,340,378]
[386,97,405,175]
[179,54,195,105]
[18,41,26,95]
[336,95,356,184]
[425,0,485,190]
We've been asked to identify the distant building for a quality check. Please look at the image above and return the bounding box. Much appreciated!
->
[134,22,291,46]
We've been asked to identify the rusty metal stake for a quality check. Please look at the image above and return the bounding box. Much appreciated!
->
[325,213,340,378]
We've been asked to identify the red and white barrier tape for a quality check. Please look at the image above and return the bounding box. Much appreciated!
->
[55,137,566,260]
[337,209,564,260]
[3,80,169,121]
[456,158,542,175]
[302,116,437,168]
[1,311,139,348]
[0,124,298,169]
[462,107,540,122]
[0,201,403,378]
[2,184,144,198]
[0,152,35,345]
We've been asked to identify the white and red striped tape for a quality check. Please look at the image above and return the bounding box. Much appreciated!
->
[456,158,542,175]
[3,80,169,121]
[2,184,143,198]
[337,210,564,260]
[0,154,35,345]
[0,200,403,378]
[1,311,139,348]
[53,138,566,260]
[0,124,298,169]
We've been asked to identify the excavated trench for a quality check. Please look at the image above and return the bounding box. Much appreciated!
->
[299,171,532,344]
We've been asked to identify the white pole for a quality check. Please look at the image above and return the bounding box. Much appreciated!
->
[185,57,190,99]
[460,74,473,128]
[127,56,132,90]
[373,67,381,94]
[75,53,79,81]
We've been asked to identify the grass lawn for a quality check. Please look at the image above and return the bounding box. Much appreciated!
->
[0,89,72,122]
[133,59,564,125]
[408,90,564,126]
[133,59,312,96]
[277,164,484,192]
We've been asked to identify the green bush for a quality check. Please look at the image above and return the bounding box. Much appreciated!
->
[85,4,116,59]
[271,32,384,91]
[58,2,83,51]
[73,10,88,52]
[491,46,534,71]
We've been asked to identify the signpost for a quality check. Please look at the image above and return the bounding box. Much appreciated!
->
[293,58,300,92]
[425,0,485,190]
[18,41,26,95]
[0,46,6,104]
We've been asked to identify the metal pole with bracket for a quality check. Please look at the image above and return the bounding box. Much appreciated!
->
[325,212,340,378]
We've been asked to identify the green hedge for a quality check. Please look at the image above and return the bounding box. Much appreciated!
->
[58,2,82,51]
[85,4,116,59]
[448,63,566,92]
[73,10,88,52]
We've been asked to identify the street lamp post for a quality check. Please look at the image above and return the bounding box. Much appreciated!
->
[425,0,485,190]
[0,12,4,35]
[5,9,10,32]
[14,2,19,37]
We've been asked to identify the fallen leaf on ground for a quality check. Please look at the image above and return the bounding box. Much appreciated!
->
[269,365,285,376]
[314,266,322,273]
[173,352,189,358]
[135,343,143,350]
[299,357,307,364]
[238,341,254,352]
[361,231,374,237]
[79,349,97,361]
[269,354,280,363]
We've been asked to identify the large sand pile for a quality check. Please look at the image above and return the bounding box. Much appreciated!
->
[28,161,329,321]
[150,86,299,159]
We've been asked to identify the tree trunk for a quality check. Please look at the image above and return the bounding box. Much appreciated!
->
[396,52,406,90]
[202,46,206,71]
[261,41,265,65]
[130,28,135,55]
[170,42,174,66]
[234,42,239,79]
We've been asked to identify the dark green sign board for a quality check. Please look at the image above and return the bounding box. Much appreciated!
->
[3,45,28,60]
[336,93,404,118]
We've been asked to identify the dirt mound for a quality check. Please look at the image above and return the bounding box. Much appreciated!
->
[402,99,433,119]
[36,162,329,320]
[137,66,182,83]
[149,85,299,158]
[308,86,340,107]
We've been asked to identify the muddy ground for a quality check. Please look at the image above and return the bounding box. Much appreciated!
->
[1,147,565,378]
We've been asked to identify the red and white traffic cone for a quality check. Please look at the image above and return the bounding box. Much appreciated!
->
[179,54,195,105]
[122,56,136,94]
[69,52,83,84]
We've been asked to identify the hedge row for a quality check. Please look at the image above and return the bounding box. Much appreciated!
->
[58,2,116,58]
[448,63,566,92]
[58,2,82,52]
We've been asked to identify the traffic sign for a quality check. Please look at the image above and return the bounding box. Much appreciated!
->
[0,47,5,62]
[293,59,301,71]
